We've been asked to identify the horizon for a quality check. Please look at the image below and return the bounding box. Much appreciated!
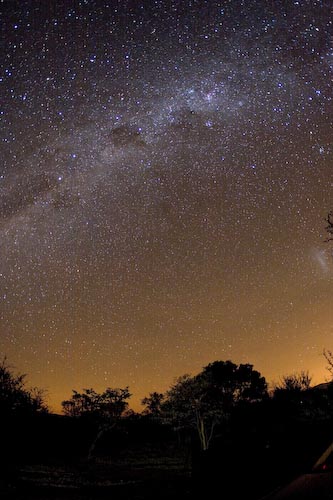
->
[14,355,331,415]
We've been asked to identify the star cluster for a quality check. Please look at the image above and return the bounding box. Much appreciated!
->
[1,0,333,411]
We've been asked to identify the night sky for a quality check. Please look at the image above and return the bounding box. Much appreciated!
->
[1,0,333,413]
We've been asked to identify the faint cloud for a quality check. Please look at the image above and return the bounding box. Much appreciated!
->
[311,248,333,276]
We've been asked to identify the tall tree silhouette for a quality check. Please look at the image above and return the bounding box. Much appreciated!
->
[163,360,267,451]
[62,386,131,459]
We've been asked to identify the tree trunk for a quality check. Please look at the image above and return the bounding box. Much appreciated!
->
[196,412,208,451]
[87,422,115,461]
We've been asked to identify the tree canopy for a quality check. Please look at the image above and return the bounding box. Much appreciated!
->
[0,357,47,417]
[163,360,267,450]
[141,392,165,417]
[62,386,132,460]
[62,387,131,419]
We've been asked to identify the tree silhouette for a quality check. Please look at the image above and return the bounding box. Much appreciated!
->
[163,361,267,451]
[62,386,131,459]
[0,357,47,416]
[141,392,165,418]
[274,371,312,393]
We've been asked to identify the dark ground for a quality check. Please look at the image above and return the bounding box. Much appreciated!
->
[2,404,333,500]
[0,460,192,500]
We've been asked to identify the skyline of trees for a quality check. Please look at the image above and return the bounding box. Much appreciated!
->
[1,354,333,420]
[2,352,333,478]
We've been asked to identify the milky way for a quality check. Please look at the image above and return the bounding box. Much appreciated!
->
[1,0,333,411]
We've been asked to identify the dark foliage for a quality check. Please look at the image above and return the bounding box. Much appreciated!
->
[0,358,48,485]
[61,386,131,460]
[141,392,165,417]
[62,387,131,419]
[162,360,268,451]
[0,357,48,417]
[2,356,333,500]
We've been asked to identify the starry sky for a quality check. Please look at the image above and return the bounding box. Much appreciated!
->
[1,0,333,413]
